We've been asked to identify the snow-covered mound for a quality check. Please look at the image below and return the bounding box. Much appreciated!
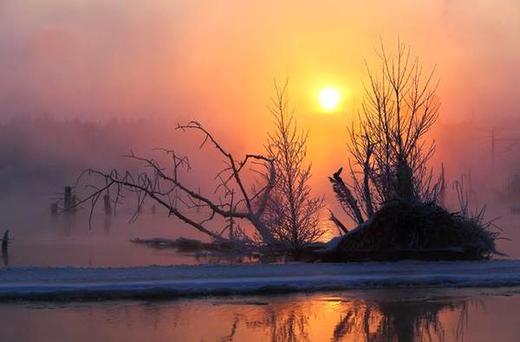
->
[1,260,520,300]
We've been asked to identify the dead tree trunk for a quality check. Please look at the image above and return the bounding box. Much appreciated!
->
[103,194,112,215]
[64,186,72,212]
[2,230,9,267]
[330,168,364,225]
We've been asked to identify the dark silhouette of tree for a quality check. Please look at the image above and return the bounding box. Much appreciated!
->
[330,39,441,227]
[326,40,498,260]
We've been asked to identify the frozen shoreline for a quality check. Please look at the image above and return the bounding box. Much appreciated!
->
[1,260,520,300]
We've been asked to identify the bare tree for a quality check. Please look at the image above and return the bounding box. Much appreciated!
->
[75,121,277,245]
[264,82,325,255]
[330,39,441,227]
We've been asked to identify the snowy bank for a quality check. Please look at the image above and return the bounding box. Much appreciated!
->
[0,260,520,300]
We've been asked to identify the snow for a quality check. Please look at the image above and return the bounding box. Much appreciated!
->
[0,260,520,300]
[323,236,342,251]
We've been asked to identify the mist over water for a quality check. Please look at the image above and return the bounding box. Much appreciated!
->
[0,112,520,266]
[0,0,519,264]
[0,113,518,266]
[0,118,246,267]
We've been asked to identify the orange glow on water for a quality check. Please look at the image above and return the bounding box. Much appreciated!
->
[1,291,517,341]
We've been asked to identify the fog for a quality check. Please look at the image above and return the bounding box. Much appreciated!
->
[0,1,519,263]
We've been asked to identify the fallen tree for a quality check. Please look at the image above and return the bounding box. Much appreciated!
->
[131,237,238,252]
[72,83,327,257]
[75,121,278,247]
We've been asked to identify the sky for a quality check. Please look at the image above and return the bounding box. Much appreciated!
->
[1,0,519,120]
[1,0,520,205]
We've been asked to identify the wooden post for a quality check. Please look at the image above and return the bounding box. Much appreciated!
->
[103,194,112,215]
[64,186,72,212]
[2,230,9,267]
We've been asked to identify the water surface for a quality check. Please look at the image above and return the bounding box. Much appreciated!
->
[0,288,518,341]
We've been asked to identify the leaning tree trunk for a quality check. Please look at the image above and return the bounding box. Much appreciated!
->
[396,157,414,202]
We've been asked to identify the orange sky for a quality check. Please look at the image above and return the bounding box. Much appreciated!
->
[1,0,520,199]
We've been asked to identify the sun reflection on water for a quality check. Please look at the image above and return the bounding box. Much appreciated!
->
[2,289,516,342]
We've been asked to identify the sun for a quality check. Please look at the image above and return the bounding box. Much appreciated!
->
[318,87,341,112]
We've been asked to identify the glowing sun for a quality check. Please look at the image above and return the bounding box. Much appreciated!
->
[318,87,341,112]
